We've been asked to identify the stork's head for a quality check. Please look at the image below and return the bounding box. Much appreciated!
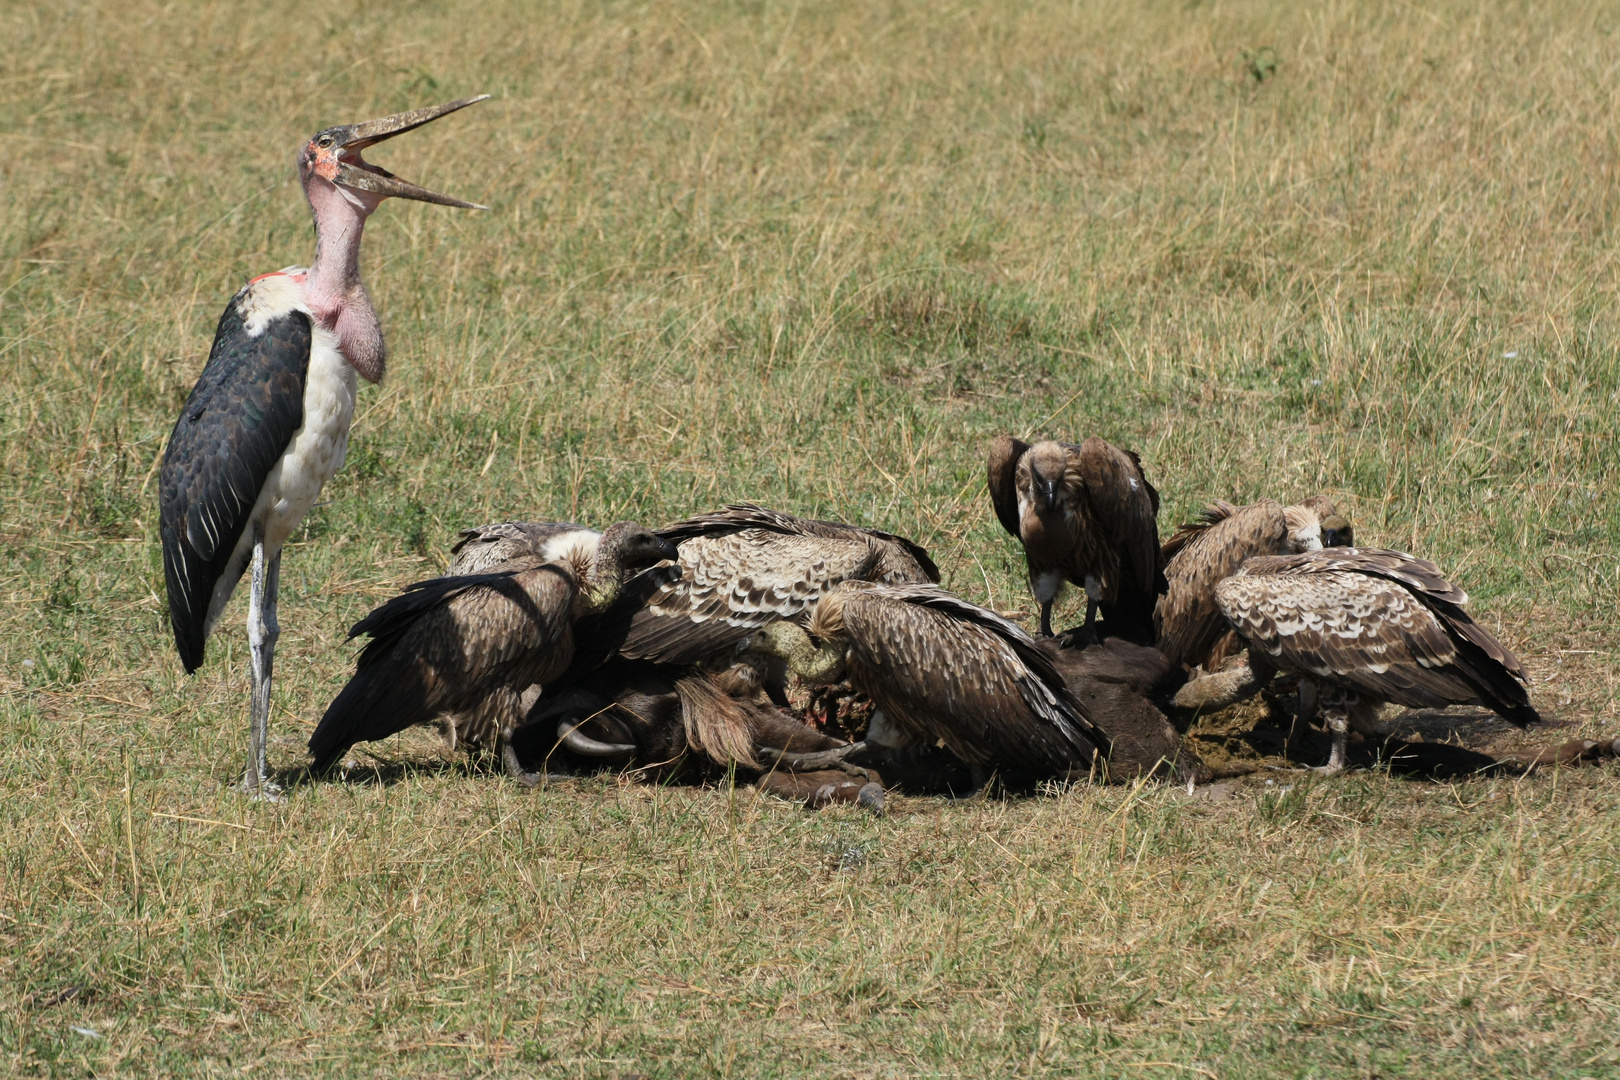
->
[1022,441,1071,515]
[298,96,489,216]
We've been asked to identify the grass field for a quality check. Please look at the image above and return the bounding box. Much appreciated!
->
[4,0,1620,1075]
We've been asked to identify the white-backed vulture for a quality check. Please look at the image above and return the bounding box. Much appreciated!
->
[615,503,939,697]
[752,581,1107,784]
[1214,547,1541,773]
[987,435,1166,641]
[447,520,602,576]
[1156,497,1352,670]
[307,521,678,776]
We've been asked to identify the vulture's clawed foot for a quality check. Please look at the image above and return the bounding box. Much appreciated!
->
[500,730,547,789]
[1054,625,1102,649]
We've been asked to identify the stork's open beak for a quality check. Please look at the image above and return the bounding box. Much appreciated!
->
[321,96,490,209]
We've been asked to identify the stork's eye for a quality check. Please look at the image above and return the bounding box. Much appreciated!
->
[317,135,335,149]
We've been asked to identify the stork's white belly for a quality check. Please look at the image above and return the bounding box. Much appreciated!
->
[253,327,357,552]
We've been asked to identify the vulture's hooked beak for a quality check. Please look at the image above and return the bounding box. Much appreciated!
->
[310,95,490,208]
[1039,479,1059,513]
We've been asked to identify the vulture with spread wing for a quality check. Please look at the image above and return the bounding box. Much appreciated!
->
[613,503,939,701]
[752,581,1107,786]
[307,521,678,777]
[1215,547,1540,773]
[987,436,1166,641]
[1156,497,1353,670]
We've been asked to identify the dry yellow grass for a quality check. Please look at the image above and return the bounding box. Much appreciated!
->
[3,0,1619,1075]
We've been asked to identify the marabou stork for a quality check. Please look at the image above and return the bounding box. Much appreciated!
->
[159,96,487,798]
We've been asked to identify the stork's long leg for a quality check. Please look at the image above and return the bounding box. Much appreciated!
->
[1039,600,1056,638]
[240,530,284,800]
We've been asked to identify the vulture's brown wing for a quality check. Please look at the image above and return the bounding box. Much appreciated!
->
[448,520,597,575]
[1216,555,1538,724]
[985,435,1029,540]
[1159,499,1243,563]
[310,562,580,771]
[1252,547,1469,607]
[1070,438,1165,595]
[836,582,1104,773]
[1155,500,1286,669]
[660,502,939,583]
[620,530,884,666]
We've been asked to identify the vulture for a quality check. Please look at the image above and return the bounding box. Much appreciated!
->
[307,521,678,776]
[1214,547,1540,773]
[1156,497,1353,670]
[614,503,940,703]
[751,581,1107,786]
[987,435,1166,642]
[506,657,851,784]
[446,520,602,576]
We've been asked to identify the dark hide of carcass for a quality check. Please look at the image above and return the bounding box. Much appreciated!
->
[1037,637,1191,782]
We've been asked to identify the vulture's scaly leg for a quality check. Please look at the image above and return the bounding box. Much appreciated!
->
[496,688,550,788]
[1287,680,1319,760]
[240,530,284,800]
[1039,599,1056,638]
[1315,698,1349,776]
[1083,575,1103,634]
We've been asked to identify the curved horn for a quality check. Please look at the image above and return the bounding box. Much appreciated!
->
[557,720,636,758]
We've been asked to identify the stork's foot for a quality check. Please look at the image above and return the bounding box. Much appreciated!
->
[1055,625,1102,649]
[1309,761,1346,777]
[235,772,285,802]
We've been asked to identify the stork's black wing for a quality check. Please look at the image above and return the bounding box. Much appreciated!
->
[159,294,311,671]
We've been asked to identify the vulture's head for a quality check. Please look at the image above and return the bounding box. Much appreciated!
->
[1020,441,1072,515]
[1320,513,1354,548]
[1281,504,1326,553]
[595,521,680,582]
[752,615,849,685]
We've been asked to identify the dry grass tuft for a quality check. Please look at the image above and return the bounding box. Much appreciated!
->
[3,0,1619,1074]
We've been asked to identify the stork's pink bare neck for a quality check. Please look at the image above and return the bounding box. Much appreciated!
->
[303,178,387,383]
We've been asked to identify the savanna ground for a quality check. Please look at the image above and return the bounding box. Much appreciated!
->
[3,0,1620,1075]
